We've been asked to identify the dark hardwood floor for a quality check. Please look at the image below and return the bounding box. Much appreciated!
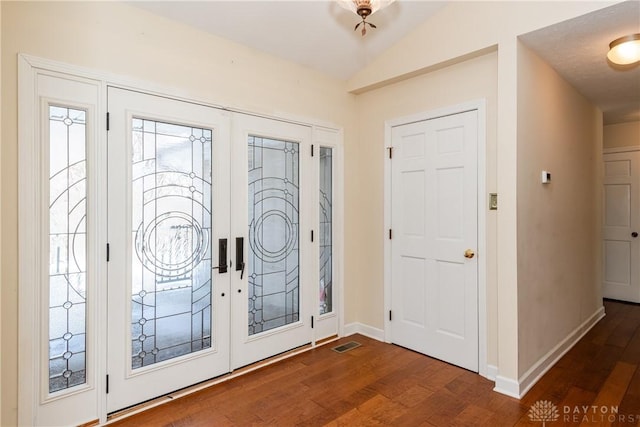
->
[109,300,640,426]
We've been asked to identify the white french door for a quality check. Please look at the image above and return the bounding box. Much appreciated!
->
[106,88,317,412]
[231,115,314,369]
[390,110,479,372]
[107,88,232,411]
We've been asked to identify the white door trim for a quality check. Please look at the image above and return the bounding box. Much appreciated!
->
[383,99,488,378]
[603,145,640,154]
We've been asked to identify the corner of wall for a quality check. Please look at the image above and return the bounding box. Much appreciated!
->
[516,37,604,388]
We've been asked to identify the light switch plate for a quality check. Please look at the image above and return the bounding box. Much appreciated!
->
[541,170,551,184]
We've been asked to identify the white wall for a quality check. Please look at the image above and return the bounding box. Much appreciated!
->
[517,42,603,377]
[604,121,640,149]
[1,2,355,425]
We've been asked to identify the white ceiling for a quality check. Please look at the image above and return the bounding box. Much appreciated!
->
[520,1,640,125]
[132,0,640,124]
[131,0,446,81]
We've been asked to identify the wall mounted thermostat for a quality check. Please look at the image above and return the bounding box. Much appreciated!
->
[541,171,551,184]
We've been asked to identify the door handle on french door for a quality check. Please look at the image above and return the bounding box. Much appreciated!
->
[213,238,228,273]
[236,237,245,279]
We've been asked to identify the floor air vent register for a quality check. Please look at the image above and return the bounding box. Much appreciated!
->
[331,341,361,353]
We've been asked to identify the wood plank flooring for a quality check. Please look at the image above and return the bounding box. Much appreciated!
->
[109,300,640,426]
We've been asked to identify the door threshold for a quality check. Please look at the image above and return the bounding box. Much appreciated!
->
[104,335,340,425]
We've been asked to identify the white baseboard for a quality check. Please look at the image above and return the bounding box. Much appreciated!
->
[486,364,498,382]
[493,305,605,399]
[494,375,521,398]
[343,322,385,342]
[517,305,605,397]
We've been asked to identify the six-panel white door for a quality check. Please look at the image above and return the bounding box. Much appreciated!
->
[390,110,479,372]
[603,151,640,303]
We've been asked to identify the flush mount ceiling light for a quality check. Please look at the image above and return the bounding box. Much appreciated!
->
[337,0,396,36]
[607,34,640,65]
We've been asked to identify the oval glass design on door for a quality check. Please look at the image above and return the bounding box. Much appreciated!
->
[130,118,213,369]
[247,136,300,335]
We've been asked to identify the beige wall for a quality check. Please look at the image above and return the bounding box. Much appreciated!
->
[352,52,498,365]
[1,2,355,425]
[516,42,603,377]
[348,0,614,386]
[604,121,640,149]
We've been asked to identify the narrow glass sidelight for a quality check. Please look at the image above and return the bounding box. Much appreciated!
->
[48,106,87,393]
[319,147,333,315]
[130,118,213,369]
[247,136,300,335]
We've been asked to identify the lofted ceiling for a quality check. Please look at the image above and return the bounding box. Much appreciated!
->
[131,1,639,124]
[131,0,446,81]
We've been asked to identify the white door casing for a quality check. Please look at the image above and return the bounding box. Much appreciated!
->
[389,109,479,372]
[603,150,640,303]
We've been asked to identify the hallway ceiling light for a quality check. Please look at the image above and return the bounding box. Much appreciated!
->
[337,0,396,36]
[607,34,640,65]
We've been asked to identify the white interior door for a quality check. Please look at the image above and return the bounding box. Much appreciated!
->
[107,88,231,412]
[603,151,640,303]
[231,114,314,369]
[390,110,478,372]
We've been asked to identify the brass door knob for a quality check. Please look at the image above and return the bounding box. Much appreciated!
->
[464,249,475,259]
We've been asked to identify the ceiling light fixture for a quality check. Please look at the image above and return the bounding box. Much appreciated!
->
[337,0,396,36]
[607,33,640,65]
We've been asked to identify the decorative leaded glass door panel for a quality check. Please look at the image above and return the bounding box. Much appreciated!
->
[107,88,231,412]
[231,114,314,370]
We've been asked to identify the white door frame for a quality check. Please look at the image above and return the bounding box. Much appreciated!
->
[18,53,344,426]
[603,145,640,155]
[383,100,488,378]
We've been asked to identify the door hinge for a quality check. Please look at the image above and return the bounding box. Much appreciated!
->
[388,229,392,239]
[311,230,314,242]
[311,144,314,157]
[106,375,109,394]
[106,243,110,262]
[311,315,314,328]
[387,147,393,159]
[389,310,392,321]
[106,112,110,131]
